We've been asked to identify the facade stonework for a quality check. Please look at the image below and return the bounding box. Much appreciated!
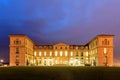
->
[9,34,114,66]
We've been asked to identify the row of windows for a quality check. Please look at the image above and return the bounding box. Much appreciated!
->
[15,47,88,57]
[34,51,88,57]
[37,46,87,50]
[55,47,68,49]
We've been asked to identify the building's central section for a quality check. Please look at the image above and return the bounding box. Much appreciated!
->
[33,43,88,66]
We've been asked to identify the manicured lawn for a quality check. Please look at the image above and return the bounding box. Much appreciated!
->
[0,66,120,80]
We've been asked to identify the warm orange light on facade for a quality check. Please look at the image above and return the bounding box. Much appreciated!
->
[9,34,114,66]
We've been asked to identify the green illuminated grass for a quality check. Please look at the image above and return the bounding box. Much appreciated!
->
[0,66,120,80]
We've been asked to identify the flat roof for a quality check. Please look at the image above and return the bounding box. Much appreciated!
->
[97,34,115,36]
[9,34,36,45]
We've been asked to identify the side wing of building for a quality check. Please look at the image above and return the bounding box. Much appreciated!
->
[9,34,34,66]
[88,35,114,66]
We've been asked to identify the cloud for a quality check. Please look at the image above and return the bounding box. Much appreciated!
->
[0,0,120,62]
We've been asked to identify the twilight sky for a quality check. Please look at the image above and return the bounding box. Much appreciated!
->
[0,0,120,63]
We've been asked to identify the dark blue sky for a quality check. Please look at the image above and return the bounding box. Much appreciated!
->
[0,0,120,63]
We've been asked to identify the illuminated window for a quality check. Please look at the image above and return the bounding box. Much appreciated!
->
[86,58,88,63]
[65,51,68,56]
[70,51,73,56]
[104,48,107,54]
[44,52,46,56]
[55,51,58,56]
[76,47,78,50]
[34,52,36,56]
[39,52,41,56]
[86,52,88,56]
[60,51,62,57]
[56,60,58,64]
[50,51,52,56]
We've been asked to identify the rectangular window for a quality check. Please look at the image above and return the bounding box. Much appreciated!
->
[60,51,62,57]
[16,48,19,54]
[16,59,19,66]
[39,52,41,56]
[50,51,52,56]
[86,58,88,64]
[34,52,36,56]
[81,58,84,64]
[65,51,68,56]
[44,52,46,56]
[81,52,83,57]
[55,51,57,56]
[104,48,107,54]
[70,51,73,56]
[86,52,88,56]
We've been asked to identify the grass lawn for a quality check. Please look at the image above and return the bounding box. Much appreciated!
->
[0,66,120,80]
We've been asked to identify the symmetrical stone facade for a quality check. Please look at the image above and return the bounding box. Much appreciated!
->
[9,34,114,66]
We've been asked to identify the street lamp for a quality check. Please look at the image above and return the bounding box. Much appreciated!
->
[0,59,4,66]
[104,48,107,66]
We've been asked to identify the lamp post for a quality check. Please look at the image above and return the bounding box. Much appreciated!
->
[0,59,4,66]
[104,48,107,66]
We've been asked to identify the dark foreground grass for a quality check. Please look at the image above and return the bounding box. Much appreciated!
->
[0,66,120,80]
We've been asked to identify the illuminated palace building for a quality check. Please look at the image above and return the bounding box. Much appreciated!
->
[9,34,114,66]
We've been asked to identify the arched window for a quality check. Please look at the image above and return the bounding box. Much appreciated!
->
[14,39,21,45]
[16,39,19,44]
[102,39,109,45]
